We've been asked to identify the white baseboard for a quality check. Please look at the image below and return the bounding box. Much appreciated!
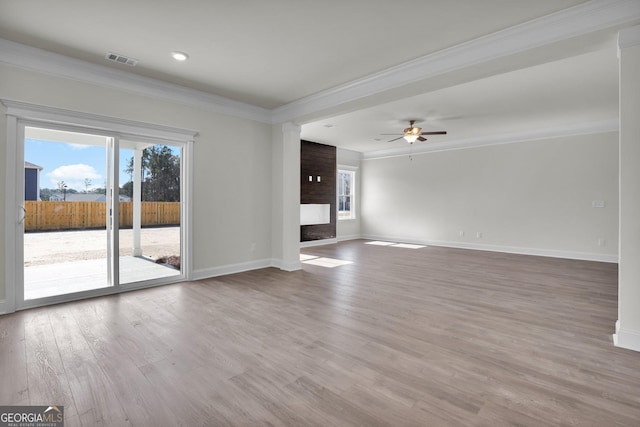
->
[271,259,302,272]
[192,259,275,281]
[613,320,640,352]
[361,234,618,263]
[193,258,303,279]
[299,235,362,248]
[337,234,362,242]
[300,238,337,248]
[0,299,9,315]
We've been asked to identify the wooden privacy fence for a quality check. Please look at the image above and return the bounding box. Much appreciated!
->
[24,201,180,231]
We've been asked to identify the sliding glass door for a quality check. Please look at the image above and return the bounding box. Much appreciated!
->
[19,124,184,306]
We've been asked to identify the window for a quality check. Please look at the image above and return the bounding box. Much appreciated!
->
[338,169,356,220]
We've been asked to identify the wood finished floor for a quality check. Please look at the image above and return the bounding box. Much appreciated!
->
[1,240,639,426]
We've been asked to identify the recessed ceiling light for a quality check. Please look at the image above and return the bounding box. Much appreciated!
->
[323,124,334,128]
[171,51,189,61]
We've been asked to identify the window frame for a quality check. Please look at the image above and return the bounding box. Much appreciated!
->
[337,166,357,220]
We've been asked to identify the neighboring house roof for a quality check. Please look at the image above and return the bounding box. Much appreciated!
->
[25,161,43,170]
[93,194,132,202]
[62,194,103,202]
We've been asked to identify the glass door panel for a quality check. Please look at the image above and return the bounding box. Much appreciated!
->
[118,142,182,285]
[23,127,112,300]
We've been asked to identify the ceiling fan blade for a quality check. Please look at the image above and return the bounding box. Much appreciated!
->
[421,131,447,135]
[380,134,402,136]
[387,136,404,142]
[417,136,427,142]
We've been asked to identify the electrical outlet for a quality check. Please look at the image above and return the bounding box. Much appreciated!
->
[251,243,257,252]
[459,231,465,237]
[592,200,605,208]
[476,232,482,238]
[598,238,606,247]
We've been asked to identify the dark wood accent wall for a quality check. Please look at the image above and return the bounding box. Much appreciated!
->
[301,140,336,242]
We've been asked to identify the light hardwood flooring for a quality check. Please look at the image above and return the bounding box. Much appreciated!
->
[1,240,639,426]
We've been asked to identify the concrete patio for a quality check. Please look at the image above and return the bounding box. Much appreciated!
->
[24,256,180,300]
[23,227,181,300]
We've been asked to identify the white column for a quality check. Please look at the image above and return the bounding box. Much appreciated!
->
[132,148,143,257]
[36,168,41,201]
[614,25,640,352]
[271,122,301,271]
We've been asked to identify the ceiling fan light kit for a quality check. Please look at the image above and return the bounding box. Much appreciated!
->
[403,125,422,143]
[383,120,447,144]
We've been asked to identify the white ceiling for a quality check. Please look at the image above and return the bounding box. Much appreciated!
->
[0,0,587,108]
[0,0,637,155]
[301,45,620,153]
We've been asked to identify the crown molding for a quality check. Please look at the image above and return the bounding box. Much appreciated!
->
[272,0,640,124]
[0,38,272,124]
[362,119,619,160]
[1,1,638,127]
[618,24,640,49]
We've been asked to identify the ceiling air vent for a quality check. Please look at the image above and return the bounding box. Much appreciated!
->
[106,52,138,66]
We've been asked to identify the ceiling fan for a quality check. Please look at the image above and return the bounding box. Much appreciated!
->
[382,120,447,143]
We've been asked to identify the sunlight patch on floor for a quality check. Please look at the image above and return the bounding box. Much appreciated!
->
[365,241,395,246]
[300,253,353,268]
[392,243,426,249]
[366,241,426,249]
[302,257,353,268]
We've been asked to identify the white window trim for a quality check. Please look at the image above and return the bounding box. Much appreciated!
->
[337,165,357,221]
[2,99,196,313]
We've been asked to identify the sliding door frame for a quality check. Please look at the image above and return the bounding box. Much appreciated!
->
[3,100,196,312]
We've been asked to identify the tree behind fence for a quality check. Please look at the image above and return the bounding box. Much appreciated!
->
[24,201,180,231]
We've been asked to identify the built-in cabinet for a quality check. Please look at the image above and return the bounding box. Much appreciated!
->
[300,140,336,241]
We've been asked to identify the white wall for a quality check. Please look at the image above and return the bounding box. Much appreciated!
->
[361,133,619,261]
[337,148,362,240]
[616,29,640,351]
[0,63,274,298]
[0,102,6,301]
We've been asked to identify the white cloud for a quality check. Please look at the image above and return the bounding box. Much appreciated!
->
[46,164,102,191]
[66,143,91,150]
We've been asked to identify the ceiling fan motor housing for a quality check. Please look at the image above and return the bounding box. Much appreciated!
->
[404,126,422,136]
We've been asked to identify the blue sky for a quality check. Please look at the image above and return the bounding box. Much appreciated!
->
[26,138,134,191]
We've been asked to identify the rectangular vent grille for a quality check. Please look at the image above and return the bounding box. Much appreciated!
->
[106,52,138,66]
